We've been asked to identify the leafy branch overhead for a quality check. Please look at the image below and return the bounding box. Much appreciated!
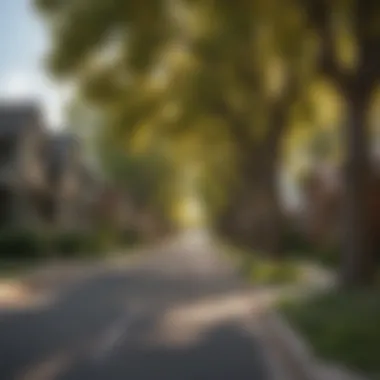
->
[35,0,380,284]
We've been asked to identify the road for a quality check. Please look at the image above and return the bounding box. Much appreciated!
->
[0,245,270,380]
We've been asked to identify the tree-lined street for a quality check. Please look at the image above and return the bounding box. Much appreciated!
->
[1,0,380,378]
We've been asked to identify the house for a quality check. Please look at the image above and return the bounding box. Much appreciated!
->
[95,186,134,230]
[0,102,104,232]
[300,161,380,251]
[0,102,50,229]
[45,133,105,231]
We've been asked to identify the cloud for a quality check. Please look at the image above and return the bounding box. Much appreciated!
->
[0,70,71,129]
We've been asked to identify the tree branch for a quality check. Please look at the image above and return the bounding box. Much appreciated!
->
[212,98,254,152]
[304,0,348,86]
[356,2,380,89]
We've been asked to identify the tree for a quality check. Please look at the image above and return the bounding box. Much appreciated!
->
[305,0,380,286]
[35,0,314,256]
[193,0,315,254]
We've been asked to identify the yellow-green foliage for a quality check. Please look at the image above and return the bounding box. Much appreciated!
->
[242,257,301,284]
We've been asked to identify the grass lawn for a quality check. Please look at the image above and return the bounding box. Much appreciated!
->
[240,255,302,284]
[221,243,302,285]
[280,290,380,378]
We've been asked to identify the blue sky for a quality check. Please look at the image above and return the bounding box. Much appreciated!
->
[0,0,67,128]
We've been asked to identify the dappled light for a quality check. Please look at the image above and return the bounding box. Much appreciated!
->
[1,0,380,378]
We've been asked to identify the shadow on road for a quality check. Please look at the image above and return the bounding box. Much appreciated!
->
[0,255,269,380]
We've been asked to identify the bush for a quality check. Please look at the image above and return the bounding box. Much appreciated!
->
[282,225,340,268]
[282,226,312,253]
[242,258,301,285]
[280,290,380,377]
[0,229,48,259]
[119,228,141,247]
[314,245,340,267]
[0,227,142,262]
[222,243,302,285]
[52,231,109,258]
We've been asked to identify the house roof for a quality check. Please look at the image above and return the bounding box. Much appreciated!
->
[0,102,43,136]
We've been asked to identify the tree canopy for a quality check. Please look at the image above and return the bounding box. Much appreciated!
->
[35,0,380,285]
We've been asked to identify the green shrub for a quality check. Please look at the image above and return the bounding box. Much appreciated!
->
[222,243,302,285]
[314,245,340,267]
[0,229,48,259]
[244,259,301,284]
[119,228,141,247]
[0,227,139,261]
[52,231,109,258]
[53,232,84,257]
[280,291,380,376]
[282,225,340,269]
[282,226,311,253]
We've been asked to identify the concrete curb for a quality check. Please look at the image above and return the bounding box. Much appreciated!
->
[257,310,319,380]
[259,310,370,380]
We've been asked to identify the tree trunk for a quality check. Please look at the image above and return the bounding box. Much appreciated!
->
[215,101,286,257]
[238,180,282,255]
[240,147,283,256]
[218,146,283,257]
[341,83,375,287]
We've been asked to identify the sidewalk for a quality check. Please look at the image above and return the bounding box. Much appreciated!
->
[247,263,370,380]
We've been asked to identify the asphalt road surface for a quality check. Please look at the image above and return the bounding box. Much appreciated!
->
[0,246,270,380]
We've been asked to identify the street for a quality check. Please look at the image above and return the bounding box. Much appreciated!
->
[0,246,270,380]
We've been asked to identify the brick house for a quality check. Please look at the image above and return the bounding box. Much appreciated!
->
[0,102,103,232]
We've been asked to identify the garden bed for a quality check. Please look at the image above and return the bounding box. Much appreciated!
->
[279,290,380,379]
